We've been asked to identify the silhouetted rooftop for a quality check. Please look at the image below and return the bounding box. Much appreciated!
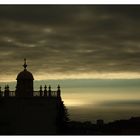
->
[16,69,34,80]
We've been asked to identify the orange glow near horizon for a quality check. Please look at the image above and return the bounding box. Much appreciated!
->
[62,91,140,109]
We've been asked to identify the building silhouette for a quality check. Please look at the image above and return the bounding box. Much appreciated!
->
[0,59,61,98]
[0,59,67,135]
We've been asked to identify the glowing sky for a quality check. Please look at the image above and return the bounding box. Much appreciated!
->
[0,5,140,82]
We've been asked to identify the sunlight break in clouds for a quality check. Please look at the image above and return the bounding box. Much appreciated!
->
[1,72,140,82]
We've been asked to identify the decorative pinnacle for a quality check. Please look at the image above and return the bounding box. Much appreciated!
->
[40,85,42,90]
[49,85,51,90]
[44,85,47,89]
[57,85,60,89]
[23,58,27,70]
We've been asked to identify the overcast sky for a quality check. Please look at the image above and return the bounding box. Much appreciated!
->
[0,5,140,81]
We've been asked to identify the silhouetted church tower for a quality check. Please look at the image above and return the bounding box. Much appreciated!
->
[0,59,66,134]
[15,58,34,97]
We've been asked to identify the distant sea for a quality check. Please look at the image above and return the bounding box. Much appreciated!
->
[1,79,140,123]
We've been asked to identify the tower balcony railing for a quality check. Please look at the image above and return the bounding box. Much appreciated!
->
[0,90,60,98]
[0,85,61,98]
[0,91,15,97]
[33,90,58,97]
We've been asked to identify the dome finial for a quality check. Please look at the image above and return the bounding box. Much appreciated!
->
[23,58,27,70]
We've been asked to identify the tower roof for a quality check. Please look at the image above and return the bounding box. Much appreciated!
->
[17,70,34,80]
[16,59,34,80]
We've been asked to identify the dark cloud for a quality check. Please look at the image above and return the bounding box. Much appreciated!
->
[0,5,140,80]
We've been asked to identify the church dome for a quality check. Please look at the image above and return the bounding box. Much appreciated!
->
[16,58,34,80]
[17,69,34,80]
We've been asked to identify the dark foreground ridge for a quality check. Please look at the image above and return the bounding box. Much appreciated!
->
[64,117,140,135]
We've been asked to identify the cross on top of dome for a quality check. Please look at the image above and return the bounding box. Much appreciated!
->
[23,58,27,70]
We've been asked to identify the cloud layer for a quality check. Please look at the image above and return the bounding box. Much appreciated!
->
[0,5,140,81]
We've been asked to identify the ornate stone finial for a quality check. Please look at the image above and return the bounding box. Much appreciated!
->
[57,84,61,97]
[57,85,60,89]
[44,85,47,96]
[7,85,9,90]
[39,85,43,96]
[23,58,27,70]
[44,85,47,90]
[48,85,51,97]
[40,85,42,90]
[5,85,7,90]
[49,85,51,90]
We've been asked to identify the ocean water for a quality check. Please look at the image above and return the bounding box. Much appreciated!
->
[1,79,140,123]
